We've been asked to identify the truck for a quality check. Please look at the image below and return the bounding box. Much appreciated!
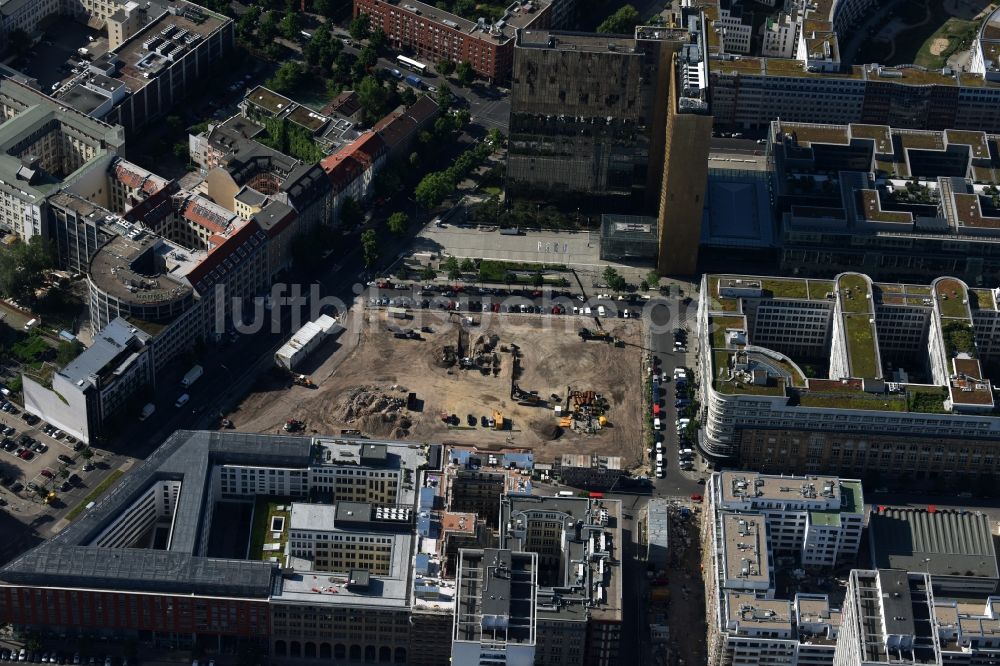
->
[139,403,156,421]
[181,365,203,388]
[404,74,423,89]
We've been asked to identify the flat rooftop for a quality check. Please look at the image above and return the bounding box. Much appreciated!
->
[113,2,228,92]
[721,513,770,586]
[717,471,855,511]
[869,508,999,581]
[87,234,196,306]
[725,592,792,632]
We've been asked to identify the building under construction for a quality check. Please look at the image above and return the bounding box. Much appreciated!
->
[507,15,712,273]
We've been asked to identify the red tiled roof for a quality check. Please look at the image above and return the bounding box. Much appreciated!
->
[186,219,263,288]
[182,199,231,234]
[320,133,387,192]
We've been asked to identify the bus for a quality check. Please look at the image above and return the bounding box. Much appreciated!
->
[397,55,426,74]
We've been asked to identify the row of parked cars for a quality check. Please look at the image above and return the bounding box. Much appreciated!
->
[0,650,130,664]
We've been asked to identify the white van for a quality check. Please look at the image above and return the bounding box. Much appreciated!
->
[656,464,664,478]
[23,318,38,331]
[655,440,663,453]
[653,417,662,430]
[175,393,190,408]
[655,452,663,465]
[597,305,606,317]
[674,368,688,378]
[678,448,695,458]
[557,490,575,498]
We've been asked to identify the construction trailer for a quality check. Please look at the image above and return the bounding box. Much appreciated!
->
[274,314,341,370]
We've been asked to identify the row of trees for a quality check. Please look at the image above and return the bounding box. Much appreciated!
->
[413,128,503,208]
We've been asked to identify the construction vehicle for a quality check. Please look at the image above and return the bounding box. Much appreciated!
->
[493,410,505,430]
[284,419,305,432]
[292,374,315,388]
[511,383,542,406]
[578,328,611,342]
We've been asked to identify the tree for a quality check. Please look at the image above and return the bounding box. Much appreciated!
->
[596,4,640,34]
[361,229,379,267]
[602,266,626,292]
[640,280,649,291]
[415,171,455,209]
[0,236,54,304]
[8,29,30,55]
[401,87,417,107]
[487,127,504,149]
[280,9,302,41]
[437,59,455,76]
[358,45,378,69]
[357,75,388,123]
[268,61,305,94]
[532,270,544,287]
[460,258,476,272]
[349,13,371,41]
[387,212,409,234]
[455,61,474,85]
[340,197,364,227]
[56,340,84,367]
[313,0,337,16]
[435,83,453,110]
[172,142,189,161]
[645,270,660,288]
[420,265,437,280]
[443,256,461,280]
[237,5,260,40]
[369,27,387,52]
[258,10,279,46]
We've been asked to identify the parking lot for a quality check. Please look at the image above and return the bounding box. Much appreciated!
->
[0,401,97,514]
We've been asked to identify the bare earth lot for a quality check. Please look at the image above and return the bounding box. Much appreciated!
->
[227,312,646,467]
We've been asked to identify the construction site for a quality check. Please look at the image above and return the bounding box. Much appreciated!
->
[225,311,646,465]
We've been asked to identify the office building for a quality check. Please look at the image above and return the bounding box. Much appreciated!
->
[768,120,1000,284]
[0,432,452,664]
[0,78,124,241]
[55,1,235,134]
[838,567,1000,664]
[509,20,711,272]
[21,317,152,444]
[697,272,1000,476]
[709,471,864,567]
[868,506,999,596]
[452,548,538,666]
[353,0,561,83]
[501,494,623,665]
[703,470,862,666]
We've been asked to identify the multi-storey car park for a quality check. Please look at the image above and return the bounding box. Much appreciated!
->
[702,470,864,666]
[767,120,1000,285]
[696,272,1000,481]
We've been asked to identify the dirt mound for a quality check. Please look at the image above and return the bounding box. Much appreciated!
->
[334,385,413,438]
[532,419,563,441]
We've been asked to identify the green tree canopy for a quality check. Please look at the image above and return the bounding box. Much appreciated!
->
[361,229,379,267]
[602,266,627,291]
[280,9,302,41]
[415,172,455,209]
[349,13,371,41]
[455,61,474,85]
[268,61,305,94]
[0,237,54,304]
[357,75,388,123]
[596,4,640,34]
[387,212,409,235]
[437,59,455,76]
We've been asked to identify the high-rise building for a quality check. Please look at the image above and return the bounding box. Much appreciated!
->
[697,272,1000,475]
[508,18,712,273]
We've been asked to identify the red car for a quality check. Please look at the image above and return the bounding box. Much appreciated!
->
[40,469,53,479]
[690,494,703,503]
[18,449,33,460]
